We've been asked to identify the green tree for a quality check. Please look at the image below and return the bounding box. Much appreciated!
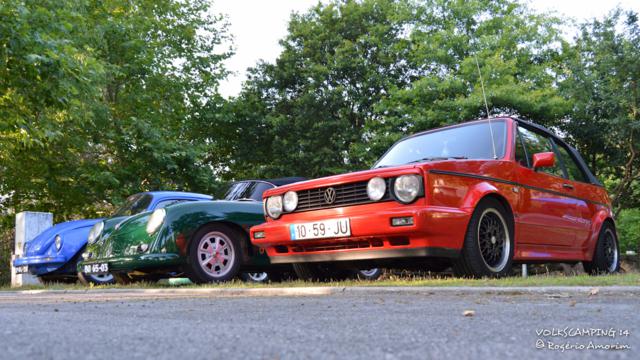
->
[226,0,568,179]
[0,0,232,220]
[559,10,640,212]
[366,0,568,160]
[223,0,417,179]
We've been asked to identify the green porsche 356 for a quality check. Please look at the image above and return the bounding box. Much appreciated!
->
[79,178,305,284]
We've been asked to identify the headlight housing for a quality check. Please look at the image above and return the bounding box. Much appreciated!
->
[393,175,422,204]
[146,208,166,234]
[87,221,104,244]
[55,235,62,251]
[265,195,283,219]
[283,191,298,212]
[367,177,386,201]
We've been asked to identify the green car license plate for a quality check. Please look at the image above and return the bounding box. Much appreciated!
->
[83,263,109,274]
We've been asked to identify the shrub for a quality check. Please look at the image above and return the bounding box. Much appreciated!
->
[616,208,640,254]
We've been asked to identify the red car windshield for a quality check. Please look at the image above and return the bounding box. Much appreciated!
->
[373,120,507,168]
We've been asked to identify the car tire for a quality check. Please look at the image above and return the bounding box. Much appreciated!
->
[239,271,286,283]
[185,224,242,283]
[292,263,351,282]
[453,198,514,278]
[77,272,115,286]
[583,222,620,275]
[354,268,383,281]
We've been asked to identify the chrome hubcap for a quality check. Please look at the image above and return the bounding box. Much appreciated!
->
[477,209,510,273]
[603,229,618,273]
[358,269,379,277]
[89,273,114,283]
[246,272,269,282]
[197,231,235,278]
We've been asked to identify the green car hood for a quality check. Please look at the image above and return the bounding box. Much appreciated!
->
[86,200,265,260]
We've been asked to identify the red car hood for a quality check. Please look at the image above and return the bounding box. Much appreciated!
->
[263,163,428,197]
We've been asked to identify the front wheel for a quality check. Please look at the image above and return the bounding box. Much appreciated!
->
[453,198,514,278]
[78,272,115,286]
[185,224,242,283]
[583,223,620,275]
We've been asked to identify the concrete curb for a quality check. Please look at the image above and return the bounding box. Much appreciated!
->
[0,286,639,302]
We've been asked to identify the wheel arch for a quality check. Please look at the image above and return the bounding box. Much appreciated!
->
[461,181,516,236]
[476,193,516,236]
[584,211,617,260]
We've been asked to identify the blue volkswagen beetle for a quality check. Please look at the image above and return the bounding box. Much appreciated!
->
[13,191,212,285]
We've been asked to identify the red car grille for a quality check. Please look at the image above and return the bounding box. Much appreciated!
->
[290,238,385,253]
[294,179,392,212]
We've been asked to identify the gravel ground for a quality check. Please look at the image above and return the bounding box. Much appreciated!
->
[0,287,637,360]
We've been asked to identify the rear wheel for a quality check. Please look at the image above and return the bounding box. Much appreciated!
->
[453,198,514,278]
[355,268,383,281]
[240,272,269,283]
[583,223,620,275]
[185,224,242,283]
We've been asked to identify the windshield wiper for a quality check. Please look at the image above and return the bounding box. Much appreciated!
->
[407,156,468,164]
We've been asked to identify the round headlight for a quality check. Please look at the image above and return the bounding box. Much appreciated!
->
[283,191,298,212]
[367,177,386,201]
[87,221,104,245]
[394,175,422,204]
[146,208,166,234]
[266,195,283,219]
[55,235,62,251]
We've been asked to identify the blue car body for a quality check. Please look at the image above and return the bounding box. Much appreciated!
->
[13,191,212,277]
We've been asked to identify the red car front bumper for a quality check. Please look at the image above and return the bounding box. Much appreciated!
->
[250,201,471,264]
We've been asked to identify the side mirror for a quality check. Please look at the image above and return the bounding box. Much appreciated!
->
[532,152,555,169]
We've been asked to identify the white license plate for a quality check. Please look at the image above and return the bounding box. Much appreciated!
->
[290,218,351,240]
[83,263,109,274]
[15,265,29,274]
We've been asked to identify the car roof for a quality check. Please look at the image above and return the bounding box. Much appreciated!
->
[144,191,213,200]
[385,116,601,186]
[232,178,307,187]
[263,177,307,186]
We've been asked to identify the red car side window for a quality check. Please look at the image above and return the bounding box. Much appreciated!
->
[518,127,564,178]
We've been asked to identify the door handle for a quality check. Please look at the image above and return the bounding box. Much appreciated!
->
[562,183,574,190]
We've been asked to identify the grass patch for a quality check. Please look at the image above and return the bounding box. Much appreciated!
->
[2,273,639,291]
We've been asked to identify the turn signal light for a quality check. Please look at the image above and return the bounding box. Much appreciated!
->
[391,217,414,227]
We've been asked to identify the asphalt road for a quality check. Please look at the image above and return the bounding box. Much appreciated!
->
[0,287,637,360]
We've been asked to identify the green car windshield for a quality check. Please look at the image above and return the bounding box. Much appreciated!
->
[224,181,274,201]
[112,193,153,217]
[373,120,506,168]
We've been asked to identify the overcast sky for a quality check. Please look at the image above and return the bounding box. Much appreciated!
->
[215,0,640,98]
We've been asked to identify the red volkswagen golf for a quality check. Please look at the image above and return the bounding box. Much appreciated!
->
[250,117,619,278]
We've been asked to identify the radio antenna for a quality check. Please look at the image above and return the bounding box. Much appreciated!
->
[474,54,497,159]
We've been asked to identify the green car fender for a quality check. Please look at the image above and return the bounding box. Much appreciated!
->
[152,200,266,263]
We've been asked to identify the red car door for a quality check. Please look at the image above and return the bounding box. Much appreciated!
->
[553,141,593,247]
[514,126,577,247]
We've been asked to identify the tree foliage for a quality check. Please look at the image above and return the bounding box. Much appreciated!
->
[1,0,639,229]
[559,10,640,212]
[0,0,231,220]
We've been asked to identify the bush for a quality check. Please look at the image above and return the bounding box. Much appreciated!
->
[616,208,640,254]
[0,227,14,286]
